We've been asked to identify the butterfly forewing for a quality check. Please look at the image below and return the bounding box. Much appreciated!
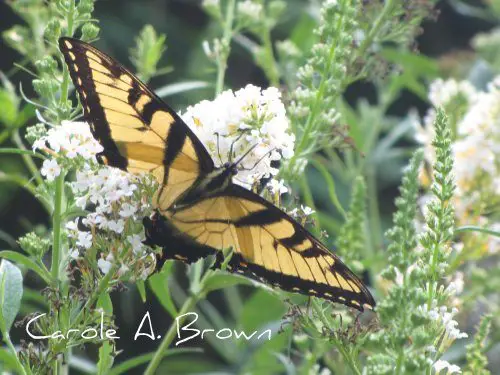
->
[59,37,214,210]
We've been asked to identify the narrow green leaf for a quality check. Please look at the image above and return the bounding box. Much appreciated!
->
[202,272,253,294]
[0,90,18,127]
[0,148,45,159]
[97,292,114,374]
[136,279,146,303]
[456,225,500,237]
[97,293,113,313]
[155,81,210,98]
[0,260,23,335]
[310,158,346,219]
[0,348,19,371]
[15,104,35,128]
[108,348,202,375]
[148,261,177,317]
[0,251,51,284]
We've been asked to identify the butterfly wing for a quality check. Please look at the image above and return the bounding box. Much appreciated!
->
[59,37,214,210]
[149,184,375,311]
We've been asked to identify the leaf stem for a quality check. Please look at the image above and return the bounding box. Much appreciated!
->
[11,130,44,186]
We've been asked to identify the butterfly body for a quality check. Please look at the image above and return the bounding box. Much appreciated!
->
[59,37,376,311]
[172,162,238,210]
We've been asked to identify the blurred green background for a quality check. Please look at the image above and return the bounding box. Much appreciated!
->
[0,0,495,373]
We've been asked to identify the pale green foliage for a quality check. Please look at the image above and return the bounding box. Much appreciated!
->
[337,176,367,273]
[130,24,168,83]
[464,314,492,375]
[366,150,428,375]
[420,109,455,300]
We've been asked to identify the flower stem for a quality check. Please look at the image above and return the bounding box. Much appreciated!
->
[144,270,214,375]
[261,25,280,87]
[59,0,75,110]
[143,295,198,375]
[215,0,236,96]
[50,173,65,284]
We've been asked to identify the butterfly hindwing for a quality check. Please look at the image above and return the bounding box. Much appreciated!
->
[164,184,375,311]
[59,38,375,311]
[59,37,214,210]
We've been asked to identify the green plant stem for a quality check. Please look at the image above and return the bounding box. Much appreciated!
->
[366,167,382,252]
[4,333,28,375]
[355,0,396,61]
[215,0,236,96]
[50,173,65,284]
[260,25,280,86]
[144,270,214,375]
[72,263,120,328]
[53,3,76,374]
[59,0,75,111]
[310,300,361,375]
[11,130,43,186]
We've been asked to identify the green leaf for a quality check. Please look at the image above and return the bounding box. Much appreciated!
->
[155,81,211,98]
[108,348,202,375]
[380,47,438,77]
[0,250,51,284]
[0,260,23,336]
[0,348,19,371]
[202,272,254,294]
[97,293,114,374]
[309,159,346,218]
[0,148,45,159]
[130,25,167,83]
[136,280,146,303]
[148,261,177,317]
[97,293,113,313]
[239,289,285,332]
[0,90,18,127]
[14,104,35,128]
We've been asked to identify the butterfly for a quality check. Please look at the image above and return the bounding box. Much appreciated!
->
[59,37,376,311]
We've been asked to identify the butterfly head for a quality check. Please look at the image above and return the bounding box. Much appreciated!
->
[222,162,239,176]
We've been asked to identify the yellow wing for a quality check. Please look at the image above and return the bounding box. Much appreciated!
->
[147,184,375,311]
[59,37,214,210]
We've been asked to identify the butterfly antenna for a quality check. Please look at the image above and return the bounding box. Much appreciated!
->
[233,143,259,166]
[228,132,246,163]
[239,147,279,171]
[214,132,224,165]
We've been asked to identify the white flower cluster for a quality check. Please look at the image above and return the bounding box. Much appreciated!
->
[33,120,103,160]
[67,165,156,275]
[426,305,468,341]
[416,77,500,254]
[34,121,104,182]
[238,0,263,20]
[32,120,158,278]
[181,84,295,190]
[433,359,462,375]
